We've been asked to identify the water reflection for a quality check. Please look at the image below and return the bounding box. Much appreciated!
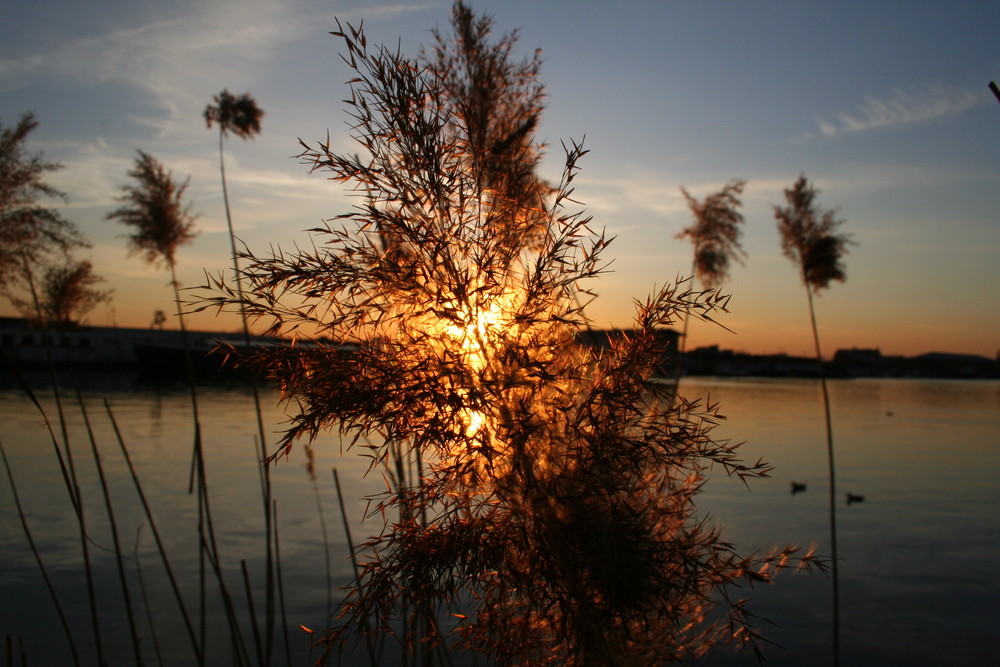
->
[680,377,1000,665]
[0,376,997,665]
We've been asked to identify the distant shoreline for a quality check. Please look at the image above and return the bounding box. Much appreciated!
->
[3,317,997,381]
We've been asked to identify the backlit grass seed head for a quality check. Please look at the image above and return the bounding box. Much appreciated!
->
[195,3,823,664]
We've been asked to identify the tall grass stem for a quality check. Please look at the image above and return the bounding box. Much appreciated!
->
[0,437,81,667]
[103,399,204,665]
[76,390,143,665]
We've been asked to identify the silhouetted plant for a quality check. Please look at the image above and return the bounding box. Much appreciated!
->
[674,179,747,389]
[108,150,197,277]
[205,90,264,141]
[424,1,551,250]
[8,254,112,326]
[0,112,87,310]
[678,179,747,289]
[107,149,240,659]
[774,173,852,667]
[203,89,265,311]
[204,88,277,660]
[199,9,821,665]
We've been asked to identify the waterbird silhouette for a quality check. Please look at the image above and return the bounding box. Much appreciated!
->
[791,482,807,494]
[846,493,865,506]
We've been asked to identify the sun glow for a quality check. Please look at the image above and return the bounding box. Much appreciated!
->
[425,283,525,478]
[442,294,511,373]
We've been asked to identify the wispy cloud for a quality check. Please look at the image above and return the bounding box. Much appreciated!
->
[799,83,984,140]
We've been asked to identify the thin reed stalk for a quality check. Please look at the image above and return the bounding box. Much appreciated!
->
[76,389,143,665]
[6,368,78,516]
[241,559,265,666]
[103,398,204,665]
[305,445,333,622]
[193,436,253,666]
[57,398,105,666]
[5,633,27,667]
[774,173,852,667]
[333,468,377,667]
[134,526,165,667]
[205,92,277,659]
[272,500,293,667]
[0,437,81,667]
[807,286,840,666]
[31,333,105,665]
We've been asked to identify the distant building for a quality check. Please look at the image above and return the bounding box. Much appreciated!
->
[0,316,250,370]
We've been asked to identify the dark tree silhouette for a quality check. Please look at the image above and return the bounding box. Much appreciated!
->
[774,173,852,667]
[0,112,86,303]
[12,256,112,326]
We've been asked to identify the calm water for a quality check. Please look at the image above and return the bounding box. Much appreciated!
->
[1,376,998,665]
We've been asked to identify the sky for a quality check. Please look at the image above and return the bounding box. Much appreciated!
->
[2,0,998,359]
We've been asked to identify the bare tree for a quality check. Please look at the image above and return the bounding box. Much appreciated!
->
[774,173,852,667]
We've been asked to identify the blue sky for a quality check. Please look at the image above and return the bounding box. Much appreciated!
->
[2,0,998,357]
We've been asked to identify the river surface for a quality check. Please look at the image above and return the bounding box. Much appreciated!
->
[1,375,997,665]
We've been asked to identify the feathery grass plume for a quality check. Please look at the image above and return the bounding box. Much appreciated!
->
[775,174,850,292]
[204,89,277,660]
[673,179,746,391]
[109,150,197,272]
[205,90,264,140]
[424,1,551,250]
[677,179,747,289]
[198,10,822,665]
[106,150,200,437]
[0,112,86,294]
[774,173,852,667]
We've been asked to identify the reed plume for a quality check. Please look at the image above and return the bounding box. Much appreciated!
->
[774,173,852,667]
[205,88,277,660]
[198,6,821,664]
[674,179,746,389]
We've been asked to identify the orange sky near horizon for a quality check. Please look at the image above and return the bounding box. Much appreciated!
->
[2,1,997,363]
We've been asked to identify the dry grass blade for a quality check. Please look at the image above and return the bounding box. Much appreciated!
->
[0,437,82,667]
[104,398,204,665]
[76,389,143,665]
